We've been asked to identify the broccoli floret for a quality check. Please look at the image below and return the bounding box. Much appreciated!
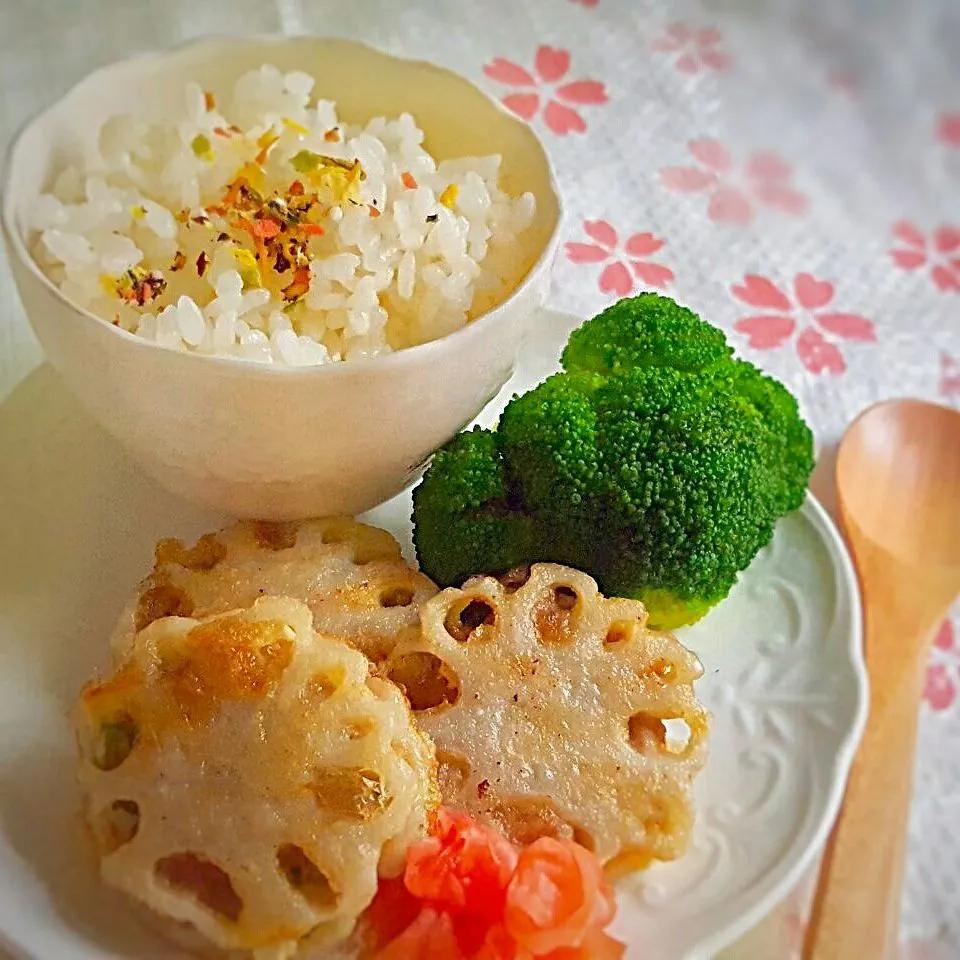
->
[589,367,798,624]
[724,359,814,514]
[561,292,732,376]
[412,427,534,587]
[412,294,815,629]
[499,371,605,571]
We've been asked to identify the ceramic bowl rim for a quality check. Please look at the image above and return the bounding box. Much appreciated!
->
[0,33,563,380]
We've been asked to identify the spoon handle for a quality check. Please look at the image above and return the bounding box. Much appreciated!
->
[802,623,925,959]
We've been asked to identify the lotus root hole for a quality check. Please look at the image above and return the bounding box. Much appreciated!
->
[155,534,226,571]
[488,796,594,851]
[497,564,531,592]
[628,713,667,753]
[155,853,242,922]
[641,657,678,683]
[444,598,496,642]
[309,668,345,700]
[553,586,578,610]
[252,520,299,551]
[380,586,415,608]
[134,584,194,631]
[93,714,138,771]
[276,844,339,910]
[605,620,636,647]
[533,586,580,644]
[436,751,471,799]
[387,653,460,711]
[95,799,140,854]
[344,716,377,739]
[662,717,692,754]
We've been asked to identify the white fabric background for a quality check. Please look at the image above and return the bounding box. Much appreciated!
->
[0,0,957,956]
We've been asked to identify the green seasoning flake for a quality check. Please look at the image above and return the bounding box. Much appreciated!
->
[290,149,322,174]
[94,716,138,771]
[191,134,213,161]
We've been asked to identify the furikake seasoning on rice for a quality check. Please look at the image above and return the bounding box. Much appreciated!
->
[30,65,536,364]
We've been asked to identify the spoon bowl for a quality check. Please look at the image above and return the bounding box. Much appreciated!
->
[838,399,960,569]
[805,398,960,960]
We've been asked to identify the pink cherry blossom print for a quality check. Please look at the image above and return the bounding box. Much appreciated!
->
[934,618,955,652]
[652,23,730,73]
[483,46,608,136]
[565,220,674,298]
[889,221,960,293]
[923,618,958,713]
[660,140,808,223]
[731,272,875,376]
[924,665,956,712]
[600,262,632,296]
[796,328,845,375]
[937,112,960,148]
[940,353,960,399]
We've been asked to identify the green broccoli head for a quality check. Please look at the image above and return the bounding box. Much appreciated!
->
[411,427,534,588]
[498,371,605,571]
[587,367,802,625]
[723,359,814,515]
[561,292,733,376]
[413,294,815,629]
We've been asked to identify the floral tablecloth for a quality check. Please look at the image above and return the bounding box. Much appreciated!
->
[1,0,958,956]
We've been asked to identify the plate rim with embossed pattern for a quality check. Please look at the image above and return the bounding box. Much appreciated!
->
[0,308,868,960]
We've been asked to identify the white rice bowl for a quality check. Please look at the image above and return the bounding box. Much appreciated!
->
[29,64,536,365]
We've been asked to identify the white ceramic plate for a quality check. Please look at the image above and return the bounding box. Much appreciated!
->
[0,308,867,960]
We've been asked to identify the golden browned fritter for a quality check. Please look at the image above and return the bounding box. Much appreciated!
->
[382,563,709,877]
[112,517,437,664]
[75,596,437,959]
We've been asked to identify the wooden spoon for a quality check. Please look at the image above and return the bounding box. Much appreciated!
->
[804,399,960,960]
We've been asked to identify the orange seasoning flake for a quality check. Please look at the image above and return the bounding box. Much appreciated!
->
[282,266,311,302]
[107,267,167,307]
[401,171,418,190]
[203,90,216,111]
[253,218,281,239]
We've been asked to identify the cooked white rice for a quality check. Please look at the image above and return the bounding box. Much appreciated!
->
[30,65,536,364]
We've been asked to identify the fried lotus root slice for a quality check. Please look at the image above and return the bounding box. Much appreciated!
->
[74,596,437,959]
[113,517,438,663]
[384,563,708,874]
